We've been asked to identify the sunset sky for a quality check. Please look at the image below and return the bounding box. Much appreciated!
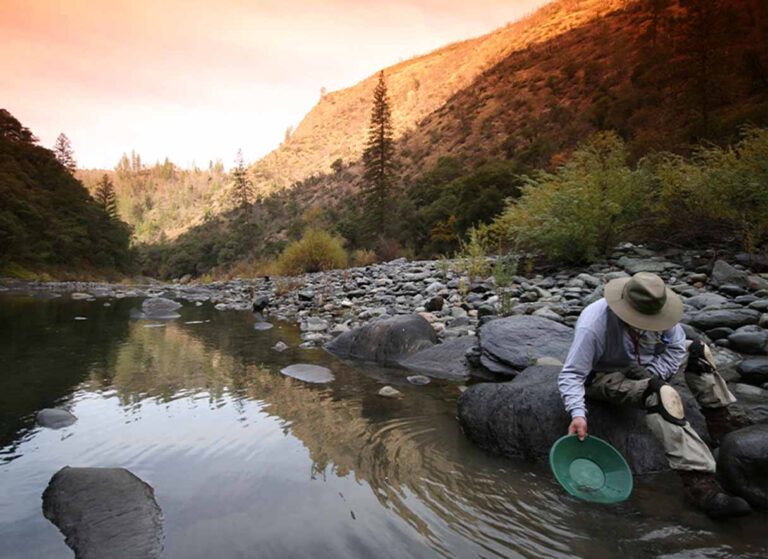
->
[1,0,550,169]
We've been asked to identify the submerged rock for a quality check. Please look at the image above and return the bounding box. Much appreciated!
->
[325,314,436,366]
[140,297,182,320]
[272,341,288,352]
[478,316,573,376]
[406,375,431,385]
[378,386,403,398]
[458,365,708,475]
[253,321,274,331]
[280,364,334,383]
[718,425,768,509]
[42,466,164,559]
[37,408,77,429]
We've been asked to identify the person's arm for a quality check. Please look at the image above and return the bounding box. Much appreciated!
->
[558,327,602,439]
[644,324,687,381]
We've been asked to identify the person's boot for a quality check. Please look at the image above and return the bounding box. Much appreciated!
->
[679,471,751,518]
[702,406,752,446]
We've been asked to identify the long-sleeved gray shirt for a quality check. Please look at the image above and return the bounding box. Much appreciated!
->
[558,298,687,418]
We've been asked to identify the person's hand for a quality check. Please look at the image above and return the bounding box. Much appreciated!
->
[568,416,588,441]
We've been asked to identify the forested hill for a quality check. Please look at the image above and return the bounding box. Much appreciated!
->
[0,110,131,278]
[252,0,767,191]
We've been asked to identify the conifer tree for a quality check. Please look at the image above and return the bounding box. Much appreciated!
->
[231,149,253,207]
[362,71,397,236]
[53,133,77,174]
[94,174,118,219]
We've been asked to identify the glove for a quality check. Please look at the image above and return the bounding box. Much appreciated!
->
[624,362,652,380]
[686,339,714,375]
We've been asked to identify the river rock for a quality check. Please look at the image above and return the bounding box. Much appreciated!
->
[378,386,403,398]
[406,375,431,385]
[253,321,274,331]
[478,316,573,375]
[280,364,334,383]
[325,314,437,365]
[737,357,768,385]
[399,336,477,380]
[42,466,164,559]
[685,292,729,310]
[717,425,768,509]
[685,308,761,330]
[252,295,269,313]
[457,365,708,475]
[36,408,77,429]
[710,260,748,288]
[727,329,768,355]
[141,297,182,320]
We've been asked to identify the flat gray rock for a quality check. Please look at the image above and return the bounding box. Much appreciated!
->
[710,259,748,288]
[280,364,334,383]
[42,466,164,559]
[399,336,477,380]
[478,315,573,375]
[37,408,77,429]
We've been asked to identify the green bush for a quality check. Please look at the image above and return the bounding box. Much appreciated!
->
[277,229,348,275]
[493,132,652,264]
[654,127,768,252]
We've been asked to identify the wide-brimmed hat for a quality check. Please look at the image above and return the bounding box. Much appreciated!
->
[604,272,683,331]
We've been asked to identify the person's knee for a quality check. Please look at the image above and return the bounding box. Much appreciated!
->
[643,377,687,426]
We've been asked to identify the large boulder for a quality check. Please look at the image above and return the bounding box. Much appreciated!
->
[478,316,573,376]
[325,314,437,365]
[399,336,477,380]
[685,308,761,330]
[717,425,768,509]
[42,466,164,559]
[457,365,708,475]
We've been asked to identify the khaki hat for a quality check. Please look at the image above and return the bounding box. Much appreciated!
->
[604,272,683,331]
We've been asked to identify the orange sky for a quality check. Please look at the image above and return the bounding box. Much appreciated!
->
[1,0,550,169]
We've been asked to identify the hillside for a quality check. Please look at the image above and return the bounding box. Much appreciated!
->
[78,157,231,244]
[250,0,766,195]
[0,110,131,278]
[251,0,629,192]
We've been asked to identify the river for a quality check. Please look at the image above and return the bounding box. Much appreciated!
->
[0,293,765,558]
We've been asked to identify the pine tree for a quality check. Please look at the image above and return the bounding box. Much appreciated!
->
[94,174,118,219]
[231,149,253,207]
[362,71,396,237]
[53,133,77,174]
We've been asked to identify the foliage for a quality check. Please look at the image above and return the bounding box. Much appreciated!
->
[0,110,131,272]
[351,249,377,267]
[53,133,76,174]
[94,174,118,219]
[493,132,652,264]
[454,225,491,283]
[653,126,768,252]
[276,229,348,276]
[231,149,253,207]
[405,158,527,256]
[361,71,397,239]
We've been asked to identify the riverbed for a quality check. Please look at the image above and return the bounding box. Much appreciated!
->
[0,293,765,558]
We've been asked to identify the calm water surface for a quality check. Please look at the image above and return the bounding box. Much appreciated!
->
[0,293,766,558]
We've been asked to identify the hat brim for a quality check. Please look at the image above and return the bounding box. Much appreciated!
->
[604,277,683,331]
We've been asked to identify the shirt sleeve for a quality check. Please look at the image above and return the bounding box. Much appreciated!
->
[645,324,687,381]
[558,327,603,419]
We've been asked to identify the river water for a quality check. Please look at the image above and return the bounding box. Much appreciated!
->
[0,293,765,558]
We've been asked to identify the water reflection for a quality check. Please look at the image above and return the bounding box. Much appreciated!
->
[0,295,766,559]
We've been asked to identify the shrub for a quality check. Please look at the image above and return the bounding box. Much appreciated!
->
[493,132,652,264]
[351,249,377,267]
[276,229,348,275]
[654,127,768,252]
